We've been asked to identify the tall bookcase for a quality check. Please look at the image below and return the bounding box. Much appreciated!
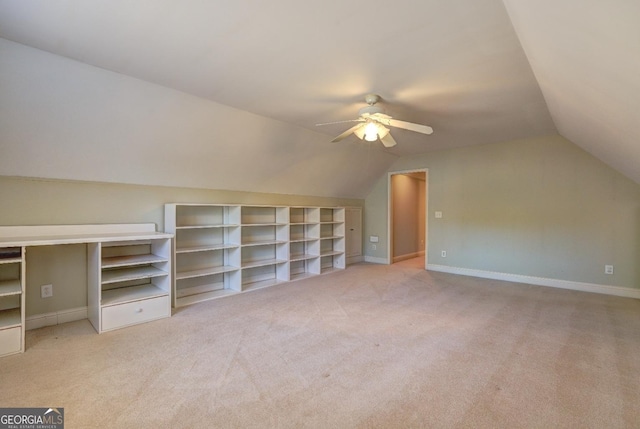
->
[165,204,346,307]
[289,207,320,281]
[240,206,289,292]
[319,207,346,274]
[164,204,241,307]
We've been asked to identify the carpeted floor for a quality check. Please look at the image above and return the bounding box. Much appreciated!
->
[1,261,639,428]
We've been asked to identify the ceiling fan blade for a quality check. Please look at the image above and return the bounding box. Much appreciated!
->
[316,119,364,127]
[386,118,433,135]
[331,123,365,142]
[380,133,397,148]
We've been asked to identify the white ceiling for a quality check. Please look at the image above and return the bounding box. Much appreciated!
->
[0,0,637,186]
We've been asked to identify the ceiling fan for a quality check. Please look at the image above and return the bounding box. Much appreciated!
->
[316,94,433,147]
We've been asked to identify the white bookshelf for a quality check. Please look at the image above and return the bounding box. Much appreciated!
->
[289,207,319,281]
[165,204,242,307]
[0,248,24,357]
[165,204,346,307]
[318,207,346,274]
[239,205,289,292]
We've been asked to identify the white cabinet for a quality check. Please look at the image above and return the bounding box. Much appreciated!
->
[165,204,348,307]
[88,237,172,333]
[0,247,24,357]
[345,207,363,265]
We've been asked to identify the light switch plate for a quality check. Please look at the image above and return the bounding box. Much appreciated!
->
[435,211,443,219]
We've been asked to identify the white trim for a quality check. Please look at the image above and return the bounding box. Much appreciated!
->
[427,264,640,299]
[365,256,389,264]
[26,307,88,331]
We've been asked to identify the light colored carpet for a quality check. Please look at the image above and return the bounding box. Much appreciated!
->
[1,261,639,428]
[393,256,425,269]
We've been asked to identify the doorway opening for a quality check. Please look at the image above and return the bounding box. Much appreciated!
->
[388,169,428,269]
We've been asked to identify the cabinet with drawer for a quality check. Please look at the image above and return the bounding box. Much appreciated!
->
[88,237,172,333]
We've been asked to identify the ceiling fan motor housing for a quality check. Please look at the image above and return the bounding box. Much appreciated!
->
[359,105,384,117]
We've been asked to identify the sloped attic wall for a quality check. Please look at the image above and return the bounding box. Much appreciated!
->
[365,135,640,290]
[0,38,395,199]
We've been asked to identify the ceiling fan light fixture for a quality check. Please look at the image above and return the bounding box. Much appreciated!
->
[377,125,390,139]
[364,122,379,141]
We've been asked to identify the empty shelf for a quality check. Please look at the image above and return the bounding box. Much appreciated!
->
[241,258,288,269]
[101,253,168,269]
[0,280,21,297]
[176,224,240,229]
[101,266,168,284]
[241,239,287,247]
[0,308,21,329]
[101,284,168,306]
[176,265,240,280]
[289,253,318,262]
[176,243,240,253]
[241,278,286,292]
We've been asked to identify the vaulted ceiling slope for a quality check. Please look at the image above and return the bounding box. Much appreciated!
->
[0,1,637,196]
[502,0,640,185]
[0,39,394,199]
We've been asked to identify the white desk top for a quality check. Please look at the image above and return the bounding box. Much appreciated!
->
[0,224,173,248]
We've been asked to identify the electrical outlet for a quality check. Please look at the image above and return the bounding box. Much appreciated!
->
[372,244,377,250]
[441,250,447,258]
[605,265,614,275]
[41,284,53,298]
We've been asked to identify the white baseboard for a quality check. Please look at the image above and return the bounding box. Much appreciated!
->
[26,307,88,331]
[427,264,640,299]
[393,251,425,263]
[364,256,389,264]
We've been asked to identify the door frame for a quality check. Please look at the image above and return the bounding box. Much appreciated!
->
[387,168,429,268]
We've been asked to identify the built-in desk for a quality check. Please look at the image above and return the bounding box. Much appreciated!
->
[0,224,173,357]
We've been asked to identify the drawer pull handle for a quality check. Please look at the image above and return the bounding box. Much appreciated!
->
[135,308,143,313]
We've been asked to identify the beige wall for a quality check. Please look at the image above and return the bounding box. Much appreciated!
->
[365,134,640,289]
[0,175,362,316]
